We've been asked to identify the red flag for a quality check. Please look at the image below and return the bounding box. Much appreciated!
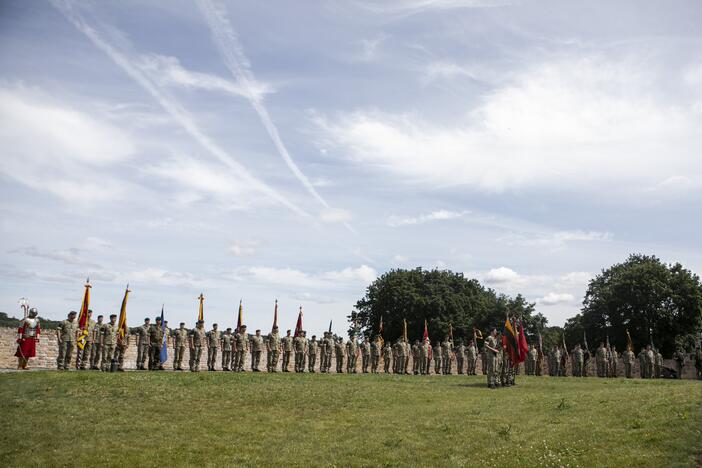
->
[77,278,91,330]
[273,299,278,329]
[518,320,529,363]
[294,307,303,337]
[423,319,429,341]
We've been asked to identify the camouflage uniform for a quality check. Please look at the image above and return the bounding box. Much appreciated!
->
[57,317,79,370]
[596,345,607,377]
[282,334,294,372]
[251,333,264,371]
[361,339,372,373]
[189,325,206,372]
[135,322,151,370]
[526,346,537,376]
[206,327,220,371]
[321,333,334,373]
[100,320,118,371]
[610,347,619,377]
[220,331,232,371]
[293,334,307,373]
[149,323,165,370]
[267,330,281,372]
[485,334,499,388]
[89,318,104,369]
[433,342,442,374]
[114,331,129,371]
[308,337,318,372]
[655,350,664,378]
[572,346,584,377]
[173,326,189,370]
[411,342,420,375]
[622,349,635,378]
[467,343,478,375]
[393,341,403,374]
[442,339,453,375]
[644,347,655,378]
[335,338,345,373]
[404,341,411,374]
[673,348,686,379]
[78,317,96,370]
[233,328,249,372]
[455,343,465,374]
[346,338,358,373]
[383,342,392,373]
[371,338,382,373]
[419,340,430,375]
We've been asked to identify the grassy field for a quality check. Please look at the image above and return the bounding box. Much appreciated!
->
[0,372,701,467]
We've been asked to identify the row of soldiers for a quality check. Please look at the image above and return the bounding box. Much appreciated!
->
[54,311,702,380]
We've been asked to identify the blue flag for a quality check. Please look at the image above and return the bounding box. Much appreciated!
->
[159,305,168,364]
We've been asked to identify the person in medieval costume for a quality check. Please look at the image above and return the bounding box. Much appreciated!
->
[15,308,41,370]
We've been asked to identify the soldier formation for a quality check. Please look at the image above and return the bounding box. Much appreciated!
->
[15,310,702,384]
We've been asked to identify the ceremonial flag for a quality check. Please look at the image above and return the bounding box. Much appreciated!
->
[159,305,168,364]
[272,299,278,329]
[502,315,519,364]
[423,319,429,342]
[76,278,91,352]
[518,320,529,363]
[379,315,384,337]
[197,293,204,322]
[294,307,303,337]
[117,284,130,342]
[626,329,634,352]
[448,322,453,341]
[328,320,332,333]
[402,319,408,343]
[538,331,544,358]
[237,299,243,332]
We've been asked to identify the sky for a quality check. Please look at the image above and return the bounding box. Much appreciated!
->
[1,0,701,332]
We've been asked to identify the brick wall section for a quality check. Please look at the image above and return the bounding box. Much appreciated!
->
[0,327,698,378]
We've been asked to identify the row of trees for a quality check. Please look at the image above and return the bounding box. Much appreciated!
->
[351,255,702,355]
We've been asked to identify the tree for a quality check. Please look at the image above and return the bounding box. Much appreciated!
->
[575,254,702,355]
[351,268,543,343]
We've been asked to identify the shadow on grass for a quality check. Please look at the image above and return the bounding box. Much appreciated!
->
[455,382,489,388]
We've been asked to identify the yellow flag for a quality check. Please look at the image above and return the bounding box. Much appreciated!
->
[198,293,204,322]
[118,285,130,341]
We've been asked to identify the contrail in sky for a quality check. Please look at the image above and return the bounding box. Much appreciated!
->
[49,0,310,218]
[196,0,339,214]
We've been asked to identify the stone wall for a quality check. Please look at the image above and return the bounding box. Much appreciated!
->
[1,327,698,378]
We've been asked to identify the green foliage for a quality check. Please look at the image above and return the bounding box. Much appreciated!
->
[352,268,545,343]
[567,254,702,355]
[0,373,700,467]
[0,312,61,329]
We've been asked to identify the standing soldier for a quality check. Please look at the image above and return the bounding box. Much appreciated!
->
[135,317,151,370]
[321,332,334,373]
[281,330,294,372]
[403,340,411,374]
[361,336,372,373]
[673,346,686,379]
[149,316,165,371]
[526,344,537,376]
[644,344,655,378]
[267,326,281,372]
[206,323,220,371]
[335,337,345,373]
[114,327,129,372]
[655,348,664,378]
[442,336,453,375]
[370,336,381,373]
[411,340,421,375]
[189,320,206,372]
[173,322,188,371]
[346,334,358,373]
[392,339,402,374]
[610,346,619,377]
[251,329,264,372]
[455,340,466,375]
[293,331,307,373]
[90,314,104,370]
[56,311,79,370]
[100,314,118,372]
[418,338,429,375]
[485,328,499,389]
[233,325,249,372]
[572,344,584,377]
[77,310,95,370]
[622,346,635,378]
[220,328,233,371]
[308,335,318,373]
[383,340,392,373]
[553,346,562,377]
[467,340,478,376]
[433,341,442,375]
[595,343,607,377]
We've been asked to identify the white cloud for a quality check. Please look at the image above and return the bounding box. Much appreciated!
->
[126,268,204,288]
[387,209,469,227]
[484,266,520,284]
[536,292,576,306]
[319,208,353,223]
[228,240,260,257]
[229,264,377,289]
[316,56,702,196]
[498,230,611,249]
[11,246,101,268]
[393,254,409,262]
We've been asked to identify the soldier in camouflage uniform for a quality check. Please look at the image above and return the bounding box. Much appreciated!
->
[433,341,442,375]
[77,310,94,370]
[610,346,619,377]
[404,340,411,374]
[321,332,334,373]
[346,334,358,373]
[371,336,382,373]
[673,346,686,379]
[114,327,129,371]
[281,330,294,372]
[467,340,478,375]
[135,317,151,370]
[100,314,118,371]
[595,343,607,377]
[484,329,499,388]
[189,320,206,372]
[173,322,188,371]
[442,336,453,375]
[644,344,655,378]
[455,340,465,374]
[622,347,635,378]
[220,328,232,371]
[89,314,104,370]
[526,344,537,376]
[308,335,318,373]
[233,325,249,372]
[335,337,345,373]
[56,311,79,370]
[361,336,372,373]
[149,316,165,371]
[206,323,220,371]
[655,348,664,378]
[411,340,420,375]
[392,339,402,374]
[571,344,584,377]
[293,331,307,373]
[251,329,264,372]
[267,326,281,372]
[383,340,392,373]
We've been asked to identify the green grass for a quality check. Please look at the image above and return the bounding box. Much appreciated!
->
[1,372,701,467]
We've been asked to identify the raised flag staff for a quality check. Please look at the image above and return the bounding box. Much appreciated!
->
[198,293,205,322]
[159,305,168,365]
[273,299,278,329]
[237,299,244,332]
[75,278,91,369]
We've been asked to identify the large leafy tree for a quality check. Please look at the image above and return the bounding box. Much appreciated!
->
[351,268,545,343]
[567,254,702,355]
